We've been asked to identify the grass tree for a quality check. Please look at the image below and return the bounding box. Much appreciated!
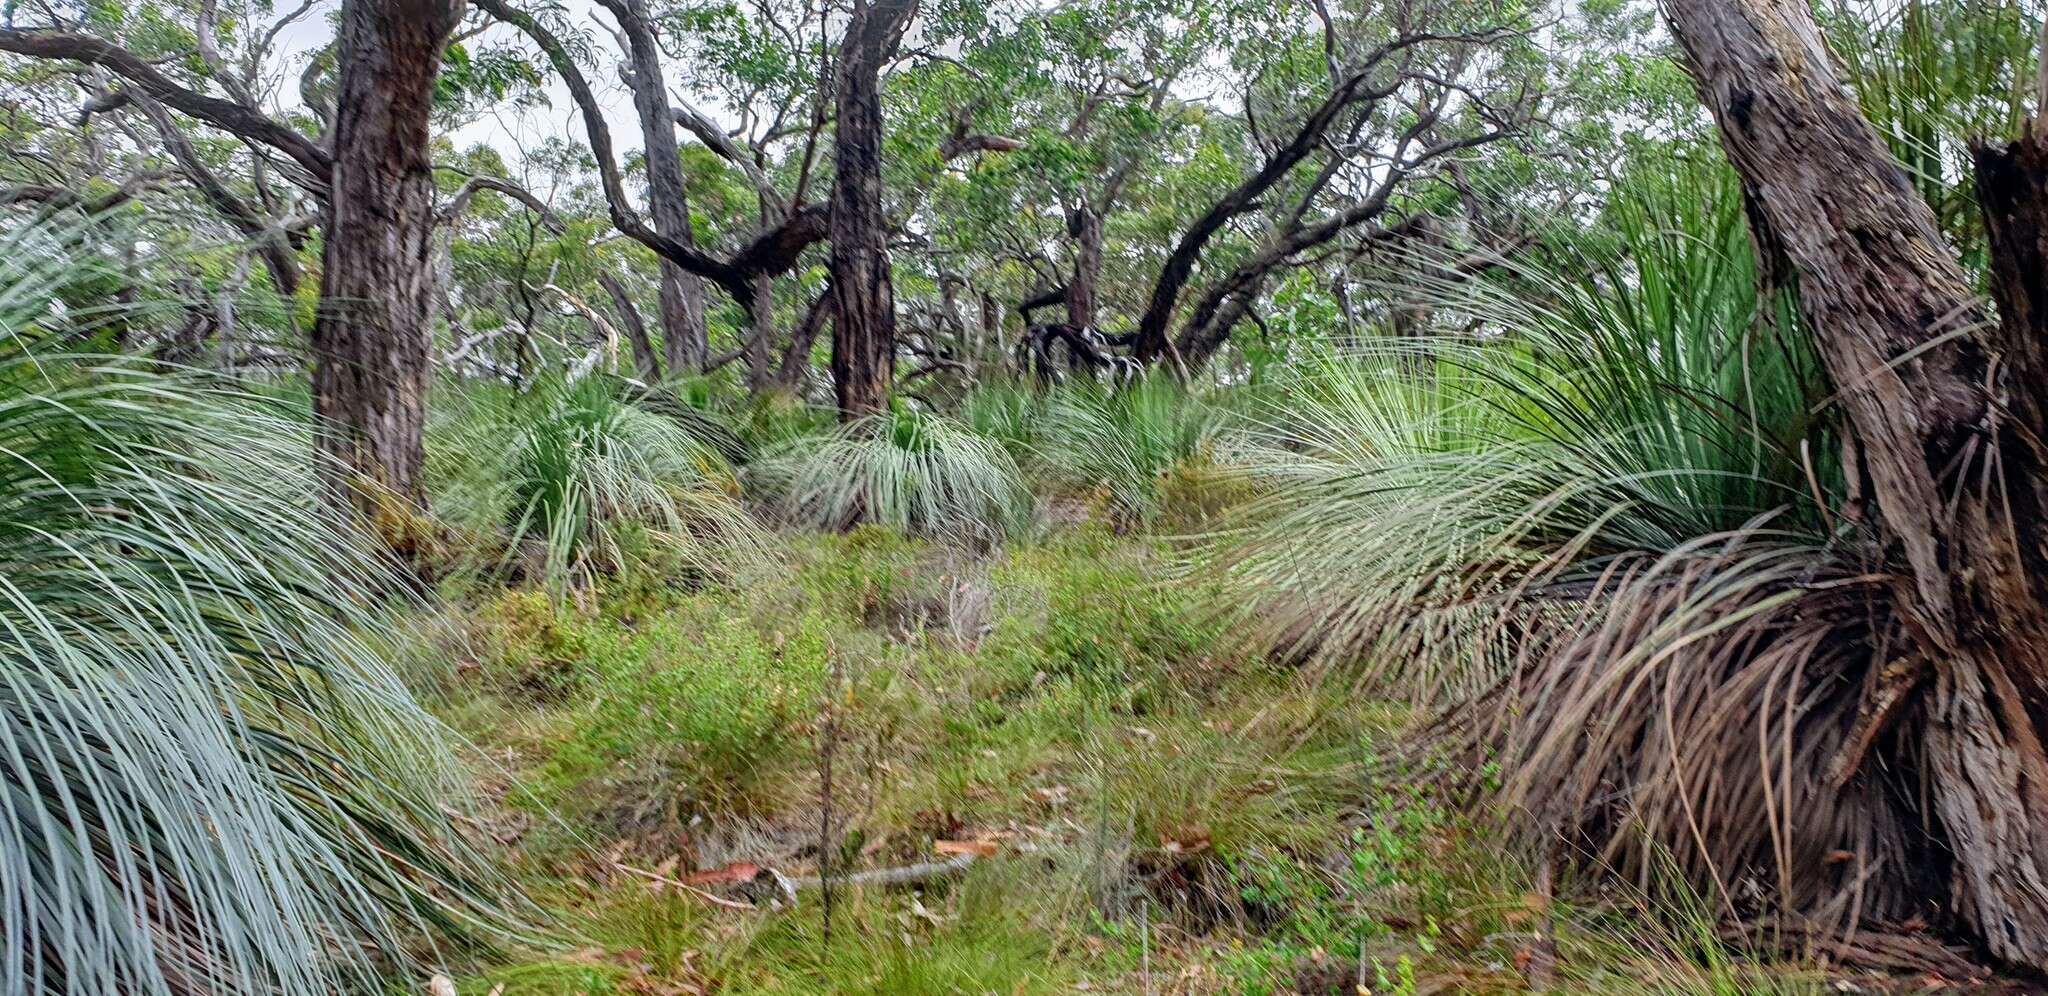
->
[1189,160,1943,954]
[752,409,1032,546]
[0,223,506,995]
[1668,0,2048,966]
[433,375,764,594]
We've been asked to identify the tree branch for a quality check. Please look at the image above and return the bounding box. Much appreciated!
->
[0,27,331,185]
[474,0,757,309]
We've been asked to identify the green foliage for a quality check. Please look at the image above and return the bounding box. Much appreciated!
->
[751,409,1033,546]
[542,601,832,822]
[0,222,507,996]
[1827,0,2037,259]
[1196,163,1835,668]
[432,375,763,593]
[1031,375,1234,526]
[981,532,1231,694]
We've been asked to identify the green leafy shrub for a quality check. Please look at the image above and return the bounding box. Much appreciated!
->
[973,534,1234,707]
[542,604,833,825]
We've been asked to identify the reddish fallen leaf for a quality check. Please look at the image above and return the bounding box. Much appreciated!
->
[1160,825,1211,856]
[681,862,762,885]
[934,838,998,858]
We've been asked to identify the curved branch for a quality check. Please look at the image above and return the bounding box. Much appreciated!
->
[473,0,755,309]
[728,202,828,276]
[672,94,786,216]
[1127,24,1510,363]
[0,27,331,184]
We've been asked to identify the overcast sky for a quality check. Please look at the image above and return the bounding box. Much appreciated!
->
[266,0,660,166]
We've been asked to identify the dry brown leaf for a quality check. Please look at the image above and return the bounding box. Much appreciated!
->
[682,861,762,885]
[934,838,998,858]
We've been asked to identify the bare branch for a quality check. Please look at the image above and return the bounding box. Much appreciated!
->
[0,27,331,185]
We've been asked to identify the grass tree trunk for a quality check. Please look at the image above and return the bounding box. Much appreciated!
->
[828,0,916,420]
[311,0,463,552]
[1667,0,2048,967]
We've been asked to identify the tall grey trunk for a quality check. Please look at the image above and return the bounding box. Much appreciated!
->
[607,0,708,373]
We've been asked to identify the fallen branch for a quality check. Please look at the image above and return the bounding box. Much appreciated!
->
[618,850,985,912]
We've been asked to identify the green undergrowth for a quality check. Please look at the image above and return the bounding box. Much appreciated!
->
[425,524,1834,995]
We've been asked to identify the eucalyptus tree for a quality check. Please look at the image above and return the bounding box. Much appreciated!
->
[827,0,917,418]
[0,2,326,352]
[0,2,473,550]
[1127,0,1534,370]
[596,0,711,374]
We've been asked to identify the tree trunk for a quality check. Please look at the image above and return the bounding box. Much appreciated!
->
[827,0,916,419]
[777,287,831,394]
[310,0,462,551]
[978,287,1004,378]
[1066,204,1103,329]
[601,0,709,374]
[745,273,776,395]
[598,271,664,382]
[1666,0,2048,967]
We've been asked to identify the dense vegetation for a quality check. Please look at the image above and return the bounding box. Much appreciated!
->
[5,0,2048,992]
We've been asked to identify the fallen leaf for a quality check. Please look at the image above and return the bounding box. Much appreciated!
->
[682,862,762,885]
[934,838,998,858]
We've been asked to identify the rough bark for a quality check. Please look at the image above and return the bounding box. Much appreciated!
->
[1066,204,1103,329]
[827,0,916,419]
[744,273,777,393]
[310,0,464,549]
[1667,0,2048,967]
[777,287,831,393]
[977,288,1004,376]
[598,0,709,372]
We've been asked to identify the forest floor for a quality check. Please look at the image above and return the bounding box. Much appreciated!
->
[418,524,1991,995]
